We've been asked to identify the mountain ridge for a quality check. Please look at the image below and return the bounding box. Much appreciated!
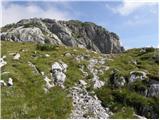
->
[1,18,124,54]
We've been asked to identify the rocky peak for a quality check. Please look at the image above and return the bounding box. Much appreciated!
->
[1,18,124,54]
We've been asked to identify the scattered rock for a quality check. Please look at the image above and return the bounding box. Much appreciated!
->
[45,54,50,57]
[79,80,87,86]
[134,114,147,119]
[44,76,51,83]
[0,80,7,86]
[69,83,110,119]
[87,59,105,89]
[79,65,88,78]
[93,79,105,89]
[7,78,13,86]
[75,55,84,63]
[13,53,20,60]
[73,49,77,52]
[140,48,146,53]
[44,76,54,90]
[28,61,41,75]
[9,53,16,55]
[0,56,7,68]
[64,52,72,57]
[130,59,137,65]
[1,72,10,75]
[2,56,6,59]
[78,44,85,48]
[41,72,45,76]
[98,58,106,65]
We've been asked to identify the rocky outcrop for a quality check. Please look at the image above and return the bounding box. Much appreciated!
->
[1,18,124,54]
[147,84,159,97]
[51,61,68,88]
[87,59,105,89]
[110,69,126,87]
[129,71,147,83]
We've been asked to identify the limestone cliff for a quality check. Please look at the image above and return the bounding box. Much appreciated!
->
[1,18,124,54]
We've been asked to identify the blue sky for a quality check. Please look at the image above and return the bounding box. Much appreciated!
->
[1,0,159,49]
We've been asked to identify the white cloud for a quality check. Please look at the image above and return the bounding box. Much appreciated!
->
[125,15,150,26]
[2,2,72,26]
[106,0,157,16]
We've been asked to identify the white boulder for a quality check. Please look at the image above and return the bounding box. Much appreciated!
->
[94,79,105,89]
[129,71,147,83]
[0,80,7,86]
[64,52,72,57]
[45,54,50,57]
[51,61,68,88]
[79,80,87,86]
[13,53,20,60]
[0,56,7,68]
[8,78,13,86]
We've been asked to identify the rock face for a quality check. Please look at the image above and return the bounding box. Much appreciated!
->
[1,18,124,54]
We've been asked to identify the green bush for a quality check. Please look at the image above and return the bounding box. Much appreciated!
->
[129,80,148,95]
[112,89,158,118]
[95,87,114,108]
[36,44,56,51]
[111,107,135,119]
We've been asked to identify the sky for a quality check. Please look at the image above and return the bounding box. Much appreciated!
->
[1,0,159,49]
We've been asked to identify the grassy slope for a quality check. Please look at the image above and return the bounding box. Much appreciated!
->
[97,47,159,119]
[0,41,99,118]
[1,41,159,119]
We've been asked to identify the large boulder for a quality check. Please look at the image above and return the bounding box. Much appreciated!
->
[129,71,147,83]
[0,56,7,68]
[51,61,68,88]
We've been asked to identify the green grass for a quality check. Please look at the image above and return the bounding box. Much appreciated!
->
[95,48,159,119]
[1,41,100,118]
[1,41,159,119]
[111,107,135,119]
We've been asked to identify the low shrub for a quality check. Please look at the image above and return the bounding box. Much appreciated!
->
[36,44,56,51]
[111,107,135,119]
